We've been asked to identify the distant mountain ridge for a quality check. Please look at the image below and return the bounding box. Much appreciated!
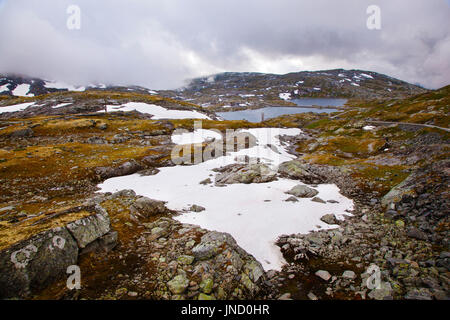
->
[0,74,159,98]
[184,68,427,99]
[148,68,429,110]
[1,69,428,112]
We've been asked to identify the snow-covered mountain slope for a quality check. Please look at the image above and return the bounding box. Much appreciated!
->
[166,69,428,109]
[0,74,160,97]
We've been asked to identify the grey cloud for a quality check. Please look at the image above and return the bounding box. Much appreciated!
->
[0,0,448,89]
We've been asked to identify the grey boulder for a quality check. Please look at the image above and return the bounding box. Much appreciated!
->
[286,185,319,198]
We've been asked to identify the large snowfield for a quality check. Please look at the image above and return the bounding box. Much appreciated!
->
[99,128,353,271]
[99,102,211,120]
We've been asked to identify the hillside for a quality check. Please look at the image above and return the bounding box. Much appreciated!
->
[162,69,428,109]
[0,74,161,98]
[0,82,448,300]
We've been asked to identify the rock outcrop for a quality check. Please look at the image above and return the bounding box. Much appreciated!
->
[142,218,267,300]
[95,160,143,180]
[214,163,277,185]
[0,205,117,299]
[131,197,171,217]
[0,227,79,298]
[286,185,319,198]
[278,160,326,184]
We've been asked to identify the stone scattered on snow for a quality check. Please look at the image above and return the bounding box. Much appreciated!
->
[285,196,299,202]
[320,214,339,225]
[278,160,326,184]
[189,204,206,212]
[286,185,319,198]
[95,160,143,180]
[311,197,326,204]
[215,163,277,185]
[131,197,171,217]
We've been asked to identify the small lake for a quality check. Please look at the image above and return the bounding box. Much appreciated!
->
[218,98,346,123]
[217,106,339,123]
[291,98,348,107]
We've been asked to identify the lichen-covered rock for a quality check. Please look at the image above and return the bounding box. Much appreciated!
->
[278,160,326,184]
[320,214,339,225]
[80,231,118,255]
[177,255,195,265]
[243,260,264,283]
[286,185,319,198]
[131,197,171,217]
[199,277,214,294]
[66,205,111,248]
[215,163,277,184]
[154,227,267,299]
[10,128,34,138]
[167,274,189,294]
[189,204,206,212]
[95,159,143,180]
[381,172,418,209]
[198,293,215,300]
[192,232,229,260]
[0,227,78,299]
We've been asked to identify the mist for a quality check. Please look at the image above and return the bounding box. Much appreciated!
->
[0,0,448,89]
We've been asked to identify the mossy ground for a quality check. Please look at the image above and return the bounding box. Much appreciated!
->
[1,86,448,250]
[0,85,448,300]
[0,110,307,251]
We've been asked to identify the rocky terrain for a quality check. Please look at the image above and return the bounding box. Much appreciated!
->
[160,69,428,111]
[0,75,448,300]
[0,73,161,98]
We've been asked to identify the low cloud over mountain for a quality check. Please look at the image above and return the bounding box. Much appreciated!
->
[0,0,448,89]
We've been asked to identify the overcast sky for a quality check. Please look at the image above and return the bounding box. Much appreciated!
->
[0,0,449,89]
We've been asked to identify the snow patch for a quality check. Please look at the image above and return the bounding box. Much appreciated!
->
[52,103,72,109]
[360,73,374,79]
[172,129,223,145]
[0,102,35,114]
[98,128,353,270]
[279,93,291,100]
[44,81,85,92]
[100,102,211,120]
[12,84,34,97]
[0,84,10,92]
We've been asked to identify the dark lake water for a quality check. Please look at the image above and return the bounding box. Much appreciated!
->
[290,98,348,107]
[217,98,347,122]
[218,107,340,122]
